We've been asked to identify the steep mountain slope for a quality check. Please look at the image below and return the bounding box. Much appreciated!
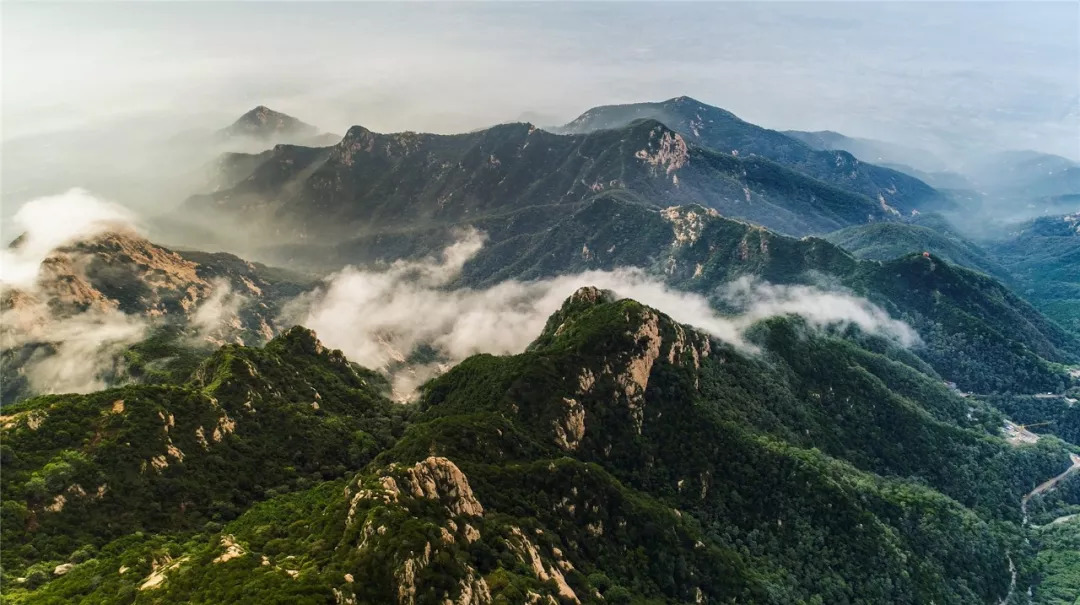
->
[558,96,945,215]
[825,219,1012,282]
[458,194,1079,394]
[0,327,406,587]
[10,291,1076,603]
[988,213,1080,335]
[1030,515,1080,605]
[183,118,893,252]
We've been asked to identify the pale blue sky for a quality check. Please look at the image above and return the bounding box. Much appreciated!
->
[3,2,1078,161]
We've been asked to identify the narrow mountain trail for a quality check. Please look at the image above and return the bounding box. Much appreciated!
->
[997,554,1017,605]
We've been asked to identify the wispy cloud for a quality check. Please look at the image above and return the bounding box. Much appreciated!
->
[0,188,136,288]
[286,231,918,399]
[1,190,148,396]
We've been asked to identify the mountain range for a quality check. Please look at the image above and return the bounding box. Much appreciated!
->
[784,130,1080,221]
[3,99,1079,604]
[175,97,977,271]
[182,118,893,255]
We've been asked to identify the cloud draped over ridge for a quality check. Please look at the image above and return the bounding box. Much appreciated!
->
[189,278,247,346]
[286,230,920,398]
[1,189,150,396]
[2,301,147,395]
[0,188,137,288]
[0,194,920,401]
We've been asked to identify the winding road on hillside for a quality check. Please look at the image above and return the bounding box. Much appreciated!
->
[1000,453,1080,604]
[1021,453,1080,525]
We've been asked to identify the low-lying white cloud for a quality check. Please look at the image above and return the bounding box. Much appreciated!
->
[189,278,247,346]
[1,188,137,288]
[1,189,150,397]
[2,301,148,395]
[0,196,920,402]
[287,232,919,399]
[719,276,921,348]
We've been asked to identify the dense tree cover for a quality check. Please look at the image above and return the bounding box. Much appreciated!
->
[987,214,1080,337]
[850,254,1078,394]
[0,327,407,583]
[1031,516,1080,605]
[824,220,1012,283]
[5,293,1077,603]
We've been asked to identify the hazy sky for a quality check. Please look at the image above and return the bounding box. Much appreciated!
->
[3,1,1078,160]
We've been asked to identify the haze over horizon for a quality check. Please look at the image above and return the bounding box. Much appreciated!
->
[4,1,1078,163]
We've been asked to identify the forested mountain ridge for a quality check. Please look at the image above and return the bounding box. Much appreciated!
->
[4,196,1075,412]
[556,96,946,215]
[456,194,1080,394]
[988,212,1080,336]
[824,220,1013,283]
[0,326,407,592]
[6,289,1077,603]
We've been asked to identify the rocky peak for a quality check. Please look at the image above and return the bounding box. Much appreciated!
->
[17,231,210,317]
[531,286,617,347]
[662,205,720,246]
[521,290,718,449]
[267,326,330,358]
[332,126,433,166]
[632,122,690,179]
[221,106,318,140]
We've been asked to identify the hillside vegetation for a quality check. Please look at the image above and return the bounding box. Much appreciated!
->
[5,290,1077,603]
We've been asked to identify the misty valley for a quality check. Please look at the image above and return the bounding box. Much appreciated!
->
[2,3,1080,605]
